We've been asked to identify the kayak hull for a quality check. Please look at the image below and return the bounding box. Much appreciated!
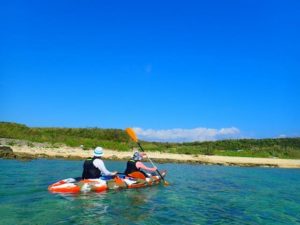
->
[48,170,167,194]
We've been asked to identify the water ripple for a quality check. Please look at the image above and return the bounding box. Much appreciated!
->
[0,159,300,225]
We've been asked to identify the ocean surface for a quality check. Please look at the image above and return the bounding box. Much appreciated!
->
[0,159,299,225]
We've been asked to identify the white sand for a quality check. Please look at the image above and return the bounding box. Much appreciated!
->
[11,145,300,168]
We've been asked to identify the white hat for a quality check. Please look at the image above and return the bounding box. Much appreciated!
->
[94,147,104,157]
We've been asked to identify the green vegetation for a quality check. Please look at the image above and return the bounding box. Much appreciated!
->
[1,122,300,159]
[155,138,300,159]
[0,122,130,151]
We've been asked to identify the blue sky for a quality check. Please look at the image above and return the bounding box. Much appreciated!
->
[1,0,299,141]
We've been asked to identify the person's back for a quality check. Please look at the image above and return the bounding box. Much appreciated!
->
[82,147,117,179]
[124,159,139,175]
[124,152,157,177]
[82,157,101,179]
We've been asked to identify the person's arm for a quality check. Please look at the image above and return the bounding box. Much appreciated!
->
[93,159,116,176]
[136,161,157,172]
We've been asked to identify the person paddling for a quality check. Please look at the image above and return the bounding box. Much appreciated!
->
[82,147,117,179]
[124,151,157,178]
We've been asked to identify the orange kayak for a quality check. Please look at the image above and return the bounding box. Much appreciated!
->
[48,170,167,194]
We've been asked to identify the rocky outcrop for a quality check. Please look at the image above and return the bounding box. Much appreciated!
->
[0,146,16,159]
[0,145,36,160]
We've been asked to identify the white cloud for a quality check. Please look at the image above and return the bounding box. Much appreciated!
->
[278,134,287,138]
[133,127,241,142]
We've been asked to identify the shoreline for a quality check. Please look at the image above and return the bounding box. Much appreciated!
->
[4,145,300,168]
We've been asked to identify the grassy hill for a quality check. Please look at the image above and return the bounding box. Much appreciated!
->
[1,122,300,159]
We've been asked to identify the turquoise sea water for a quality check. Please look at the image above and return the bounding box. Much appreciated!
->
[0,159,300,225]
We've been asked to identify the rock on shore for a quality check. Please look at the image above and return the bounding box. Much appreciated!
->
[0,146,16,159]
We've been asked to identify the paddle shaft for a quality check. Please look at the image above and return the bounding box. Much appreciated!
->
[137,142,166,182]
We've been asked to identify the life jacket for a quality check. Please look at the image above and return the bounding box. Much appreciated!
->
[124,159,140,175]
[82,157,101,179]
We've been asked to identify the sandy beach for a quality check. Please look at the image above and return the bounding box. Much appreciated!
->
[8,145,300,168]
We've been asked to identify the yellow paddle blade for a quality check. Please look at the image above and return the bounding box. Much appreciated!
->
[125,128,138,142]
